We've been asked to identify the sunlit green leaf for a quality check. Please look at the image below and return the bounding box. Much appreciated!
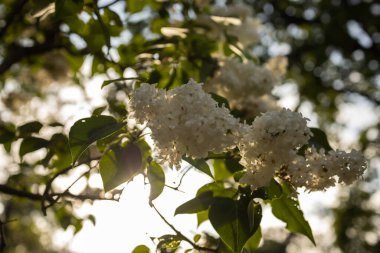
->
[198,182,237,198]
[126,0,146,13]
[132,245,150,253]
[243,227,262,253]
[271,195,315,245]
[197,210,209,227]
[99,142,142,192]
[213,158,243,181]
[69,115,124,164]
[147,161,165,202]
[157,234,182,252]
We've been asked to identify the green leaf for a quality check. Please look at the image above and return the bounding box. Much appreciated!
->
[183,157,213,178]
[126,0,146,13]
[193,234,201,243]
[132,245,150,253]
[197,210,209,227]
[265,179,283,200]
[49,134,72,170]
[247,201,262,233]
[309,128,333,151]
[99,142,142,192]
[157,234,182,252]
[101,77,140,89]
[213,158,243,181]
[198,182,237,198]
[19,137,49,159]
[243,227,262,253]
[55,0,83,19]
[92,106,107,116]
[271,196,315,245]
[209,198,259,253]
[0,123,16,144]
[210,92,230,109]
[147,161,165,202]
[69,115,124,164]
[175,191,214,215]
[18,121,43,137]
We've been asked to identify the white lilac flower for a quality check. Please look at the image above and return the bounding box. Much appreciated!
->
[287,148,367,191]
[238,109,311,187]
[238,109,366,190]
[207,59,280,116]
[130,79,240,168]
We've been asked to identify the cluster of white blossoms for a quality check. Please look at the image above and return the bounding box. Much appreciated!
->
[239,109,312,187]
[287,148,367,191]
[238,109,366,191]
[130,80,240,168]
[207,58,283,117]
[130,81,366,190]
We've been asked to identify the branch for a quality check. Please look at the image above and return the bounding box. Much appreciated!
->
[0,184,42,201]
[41,156,101,215]
[151,203,218,252]
[0,184,116,206]
[0,33,63,75]
[0,0,28,38]
[99,0,122,9]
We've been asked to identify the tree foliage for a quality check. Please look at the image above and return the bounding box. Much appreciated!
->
[0,0,379,252]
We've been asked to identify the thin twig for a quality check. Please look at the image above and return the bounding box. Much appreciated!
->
[151,203,217,252]
[99,0,122,9]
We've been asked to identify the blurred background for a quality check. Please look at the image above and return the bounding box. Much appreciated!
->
[0,0,379,252]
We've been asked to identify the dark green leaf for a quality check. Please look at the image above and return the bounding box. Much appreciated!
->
[183,157,213,178]
[247,201,262,233]
[132,245,150,253]
[19,137,49,159]
[271,196,315,245]
[69,115,124,164]
[209,198,259,253]
[101,77,140,89]
[55,0,83,19]
[266,179,283,200]
[99,142,142,192]
[210,92,230,109]
[87,214,96,226]
[309,128,333,151]
[175,191,214,215]
[147,161,165,202]
[49,133,72,170]
[92,106,107,116]
[18,121,43,137]
[0,123,16,144]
